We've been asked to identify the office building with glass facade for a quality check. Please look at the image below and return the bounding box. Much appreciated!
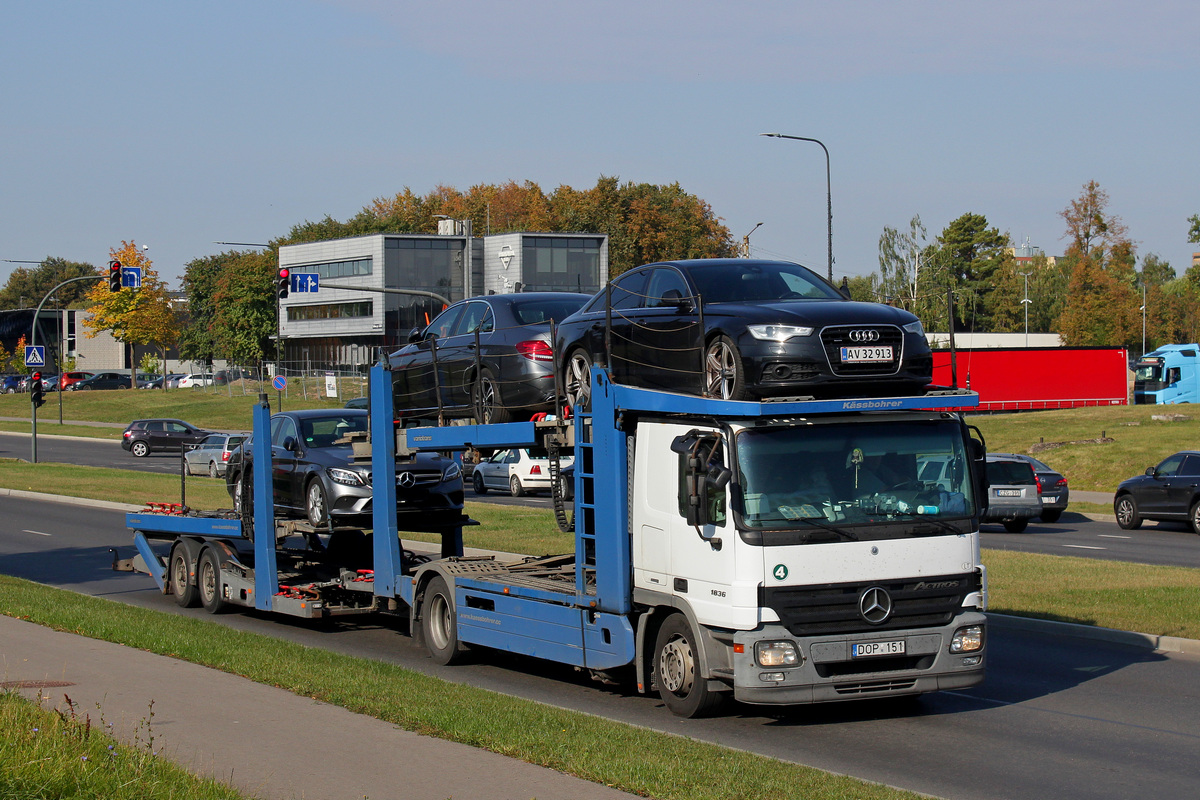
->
[277,231,607,369]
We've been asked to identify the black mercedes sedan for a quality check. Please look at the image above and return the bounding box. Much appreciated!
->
[553,259,933,407]
[390,292,589,423]
[225,408,464,530]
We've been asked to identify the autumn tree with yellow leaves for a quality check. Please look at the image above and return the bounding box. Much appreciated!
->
[83,240,181,386]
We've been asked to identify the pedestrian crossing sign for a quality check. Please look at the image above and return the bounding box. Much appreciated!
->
[25,345,45,367]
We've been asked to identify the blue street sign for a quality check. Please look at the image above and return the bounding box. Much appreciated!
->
[272,375,287,391]
[24,345,46,367]
[290,273,319,293]
[122,266,143,289]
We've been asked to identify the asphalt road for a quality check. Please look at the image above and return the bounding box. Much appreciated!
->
[3,493,1199,800]
[981,514,1200,568]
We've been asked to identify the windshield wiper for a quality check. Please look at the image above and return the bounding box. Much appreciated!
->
[794,516,859,541]
[902,517,965,536]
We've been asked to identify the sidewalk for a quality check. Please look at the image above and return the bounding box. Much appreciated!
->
[0,615,638,800]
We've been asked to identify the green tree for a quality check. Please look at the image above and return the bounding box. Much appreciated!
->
[0,257,96,310]
[931,213,1011,330]
[877,215,928,313]
[1187,213,1200,244]
[1140,253,1175,287]
[210,250,277,364]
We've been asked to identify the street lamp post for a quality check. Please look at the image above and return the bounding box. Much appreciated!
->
[742,222,763,258]
[1020,271,1033,348]
[760,133,834,282]
[1140,282,1147,357]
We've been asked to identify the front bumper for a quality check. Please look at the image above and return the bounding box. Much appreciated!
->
[730,612,986,705]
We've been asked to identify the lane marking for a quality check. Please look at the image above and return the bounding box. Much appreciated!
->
[21,529,51,537]
[1098,534,1131,539]
[1062,544,1105,550]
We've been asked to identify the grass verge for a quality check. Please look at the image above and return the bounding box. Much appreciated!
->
[983,548,1200,638]
[0,691,245,800]
[0,458,232,511]
[0,576,920,800]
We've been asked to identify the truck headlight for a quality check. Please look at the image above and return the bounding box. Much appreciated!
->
[950,625,984,653]
[755,640,800,667]
[328,467,366,487]
[747,324,814,342]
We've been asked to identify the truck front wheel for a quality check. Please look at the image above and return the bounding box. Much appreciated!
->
[653,614,722,718]
[424,576,467,666]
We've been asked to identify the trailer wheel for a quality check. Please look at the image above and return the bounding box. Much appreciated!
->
[424,576,467,665]
[198,549,228,614]
[1114,494,1141,530]
[653,614,722,718]
[169,547,199,608]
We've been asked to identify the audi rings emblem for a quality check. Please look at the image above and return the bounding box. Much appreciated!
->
[859,586,893,624]
[848,329,880,343]
[397,472,416,488]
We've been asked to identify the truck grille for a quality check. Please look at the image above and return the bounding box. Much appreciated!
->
[760,572,979,637]
[820,325,904,376]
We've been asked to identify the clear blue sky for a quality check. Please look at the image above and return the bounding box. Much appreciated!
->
[3,1,1197,291]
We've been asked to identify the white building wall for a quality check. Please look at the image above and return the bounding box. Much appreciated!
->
[926,332,1062,348]
[278,235,387,340]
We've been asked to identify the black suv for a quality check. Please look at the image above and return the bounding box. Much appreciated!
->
[225,408,464,530]
[1115,450,1200,532]
[122,419,213,458]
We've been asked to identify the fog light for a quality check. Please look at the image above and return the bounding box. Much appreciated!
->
[961,655,982,666]
[759,672,786,683]
[950,625,984,653]
[755,640,799,667]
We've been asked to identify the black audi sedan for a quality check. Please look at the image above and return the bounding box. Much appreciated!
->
[225,408,464,530]
[390,292,589,423]
[553,259,933,407]
[1114,450,1200,532]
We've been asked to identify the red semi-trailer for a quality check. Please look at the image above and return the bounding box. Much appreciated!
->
[931,347,1128,411]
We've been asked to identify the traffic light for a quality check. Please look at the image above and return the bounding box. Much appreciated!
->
[30,372,45,409]
[276,268,290,300]
[107,260,122,292]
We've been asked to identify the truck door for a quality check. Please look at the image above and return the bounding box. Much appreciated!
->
[633,423,736,625]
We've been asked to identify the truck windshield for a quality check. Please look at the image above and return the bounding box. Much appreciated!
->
[1134,363,1162,382]
[735,419,976,540]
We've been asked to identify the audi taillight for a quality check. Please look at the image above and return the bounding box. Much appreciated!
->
[516,340,554,362]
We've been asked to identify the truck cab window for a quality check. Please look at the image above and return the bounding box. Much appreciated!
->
[676,437,727,526]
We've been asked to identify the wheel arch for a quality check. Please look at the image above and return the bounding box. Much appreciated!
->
[634,595,732,696]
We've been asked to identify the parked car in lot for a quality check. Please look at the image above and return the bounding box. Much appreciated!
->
[344,397,368,409]
[554,259,933,408]
[981,455,1042,532]
[68,371,134,390]
[24,374,56,392]
[176,373,215,389]
[122,419,213,457]
[988,452,1069,522]
[1114,450,1200,532]
[391,292,590,424]
[182,432,248,478]
[225,408,464,528]
[471,447,574,497]
[2,375,25,393]
[59,371,94,390]
[161,373,188,389]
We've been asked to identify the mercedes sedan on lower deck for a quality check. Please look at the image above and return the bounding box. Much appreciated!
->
[554,259,933,408]
[225,408,464,530]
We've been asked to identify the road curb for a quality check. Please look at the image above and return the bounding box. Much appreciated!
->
[0,487,143,513]
[988,612,1200,656]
